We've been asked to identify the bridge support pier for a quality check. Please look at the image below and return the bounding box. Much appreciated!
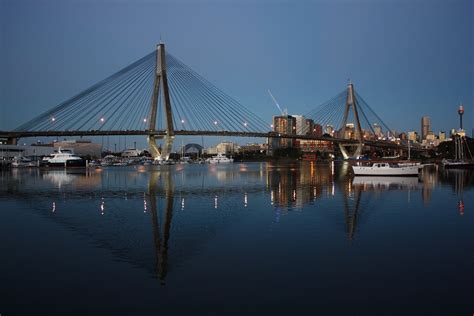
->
[339,82,364,159]
[147,43,175,161]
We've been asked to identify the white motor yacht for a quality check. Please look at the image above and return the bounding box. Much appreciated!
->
[42,148,85,167]
[206,153,234,164]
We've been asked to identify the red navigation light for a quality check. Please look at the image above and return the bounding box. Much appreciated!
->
[458,105,464,115]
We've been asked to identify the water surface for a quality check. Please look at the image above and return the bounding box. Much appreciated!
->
[1,162,473,315]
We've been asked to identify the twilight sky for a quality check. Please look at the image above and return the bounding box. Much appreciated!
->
[1,0,472,147]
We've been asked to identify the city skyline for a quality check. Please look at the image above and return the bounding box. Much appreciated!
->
[1,0,472,144]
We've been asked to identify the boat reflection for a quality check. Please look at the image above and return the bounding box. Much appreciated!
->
[351,176,420,190]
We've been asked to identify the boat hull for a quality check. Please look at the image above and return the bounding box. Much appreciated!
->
[352,166,421,176]
[42,160,86,167]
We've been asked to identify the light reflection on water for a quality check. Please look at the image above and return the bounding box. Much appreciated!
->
[0,162,473,315]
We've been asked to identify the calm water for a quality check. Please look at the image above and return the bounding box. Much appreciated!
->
[1,162,473,315]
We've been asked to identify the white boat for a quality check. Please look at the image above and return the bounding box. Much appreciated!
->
[42,148,85,167]
[11,155,37,168]
[206,153,234,164]
[352,162,422,176]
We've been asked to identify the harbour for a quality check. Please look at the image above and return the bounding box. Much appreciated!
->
[1,162,473,314]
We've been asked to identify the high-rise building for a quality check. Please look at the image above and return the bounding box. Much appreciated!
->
[272,115,296,148]
[421,116,430,140]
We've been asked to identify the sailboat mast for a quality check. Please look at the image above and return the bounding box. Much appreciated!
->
[408,140,411,160]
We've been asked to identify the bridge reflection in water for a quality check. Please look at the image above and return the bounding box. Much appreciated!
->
[1,163,472,284]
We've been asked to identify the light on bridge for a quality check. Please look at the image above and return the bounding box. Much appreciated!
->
[181,119,185,124]
[143,118,147,123]
[51,117,56,122]
[214,121,218,125]
[243,122,248,127]
[100,117,105,123]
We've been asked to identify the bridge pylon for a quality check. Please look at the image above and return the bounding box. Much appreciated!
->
[148,43,175,161]
[338,82,364,159]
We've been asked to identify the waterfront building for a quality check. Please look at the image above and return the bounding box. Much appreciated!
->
[421,116,430,140]
[240,143,265,154]
[204,141,239,155]
[272,115,296,148]
[295,139,333,155]
[0,144,53,159]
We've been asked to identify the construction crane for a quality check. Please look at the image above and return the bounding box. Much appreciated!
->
[268,90,288,116]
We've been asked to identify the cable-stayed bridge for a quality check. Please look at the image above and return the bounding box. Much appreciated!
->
[1,43,422,159]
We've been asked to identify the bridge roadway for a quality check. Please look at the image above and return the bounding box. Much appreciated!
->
[0,130,425,151]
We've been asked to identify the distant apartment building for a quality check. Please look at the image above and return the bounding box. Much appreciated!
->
[271,115,296,149]
[408,131,418,143]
